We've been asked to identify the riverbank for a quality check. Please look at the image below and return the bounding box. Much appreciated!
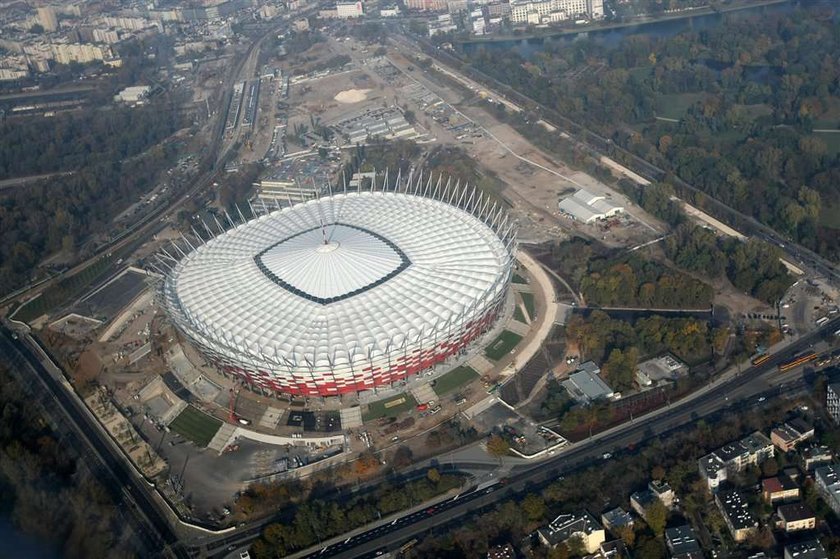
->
[455,0,791,45]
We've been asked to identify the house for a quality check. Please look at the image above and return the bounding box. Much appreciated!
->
[827,383,840,424]
[537,511,606,553]
[762,475,800,503]
[630,480,675,519]
[665,525,703,559]
[601,508,633,532]
[777,502,816,532]
[487,543,516,559]
[699,432,775,491]
[635,354,687,388]
[814,464,840,516]
[649,480,675,508]
[562,362,614,404]
[800,445,832,471]
[784,539,828,559]
[771,419,815,452]
[715,490,758,542]
[630,489,657,519]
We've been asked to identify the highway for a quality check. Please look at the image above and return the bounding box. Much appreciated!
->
[288,317,840,559]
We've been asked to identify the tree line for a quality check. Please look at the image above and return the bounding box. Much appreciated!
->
[565,310,724,388]
[249,469,463,557]
[623,181,793,304]
[0,364,141,557]
[0,104,185,294]
[465,6,840,261]
[581,254,714,309]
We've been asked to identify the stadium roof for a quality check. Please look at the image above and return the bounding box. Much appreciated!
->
[163,189,514,371]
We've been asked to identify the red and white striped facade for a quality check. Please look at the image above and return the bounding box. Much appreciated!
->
[160,174,516,397]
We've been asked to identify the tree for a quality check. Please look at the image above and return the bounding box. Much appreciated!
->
[761,458,779,477]
[427,467,441,484]
[617,525,636,548]
[392,445,413,469]
[645,499,668,536]
[651,465,666,481]
[486,435,510,461]
[567,535,586,557]
[521,493,546,522]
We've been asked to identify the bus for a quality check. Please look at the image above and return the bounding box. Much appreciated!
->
[778,351,817,372]
[399,538,418,554]
[751,353,771,367]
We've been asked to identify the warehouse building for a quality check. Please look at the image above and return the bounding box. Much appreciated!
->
[558,188,623,223]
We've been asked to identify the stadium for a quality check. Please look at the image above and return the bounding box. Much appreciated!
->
[160,174,516,397]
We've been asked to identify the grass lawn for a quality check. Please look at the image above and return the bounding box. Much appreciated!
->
[485,330,523,361]
[363,393,418,422]
[655,93,705,120]
[513,305,526,323]
[520,292,536,320]
[512,273,528,284]
[168,405,223,447]
[433,366,479,396]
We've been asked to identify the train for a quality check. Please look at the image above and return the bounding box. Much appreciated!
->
[778,351,817,372]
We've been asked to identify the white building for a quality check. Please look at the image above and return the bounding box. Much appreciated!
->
[509,0,600,23]
[379,6,401,16]
[37,7,58,31]
[429,13,458,36]
[537,512,605,553]
[699,432,775,491]
[336,0,364,18]
[815,464,840,516]
[115,85,152,104]
[0,68,28,81]
[827,383,840,423]
[558,188,623,223]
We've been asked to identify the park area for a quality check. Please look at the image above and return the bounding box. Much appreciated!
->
[484,330,523,361]
[363,393,418,422]
[168,405,222,447]
[433,366,478,396]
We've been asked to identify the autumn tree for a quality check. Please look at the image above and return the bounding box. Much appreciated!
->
[645,499,668,536]
[521,493,547,522]
[486,435,510,461]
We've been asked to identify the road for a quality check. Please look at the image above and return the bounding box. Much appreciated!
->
[287,316,840,559]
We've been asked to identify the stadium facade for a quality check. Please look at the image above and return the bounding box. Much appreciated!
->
[158,173,516,397]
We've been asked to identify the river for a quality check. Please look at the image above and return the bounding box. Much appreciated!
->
[459,0,833,57]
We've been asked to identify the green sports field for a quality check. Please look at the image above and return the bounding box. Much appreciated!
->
[168,405,223,447]
[433,366,479,396]
[484,330,523,361]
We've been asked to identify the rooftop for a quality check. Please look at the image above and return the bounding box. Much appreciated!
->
[539,511,602,547]
[717,490,757,531]
[785,539,828,559]
[563,366,613,403]
[665,525,702,558]
[601,507,633,529]
[762,474,798,494]
[778,501,815,523]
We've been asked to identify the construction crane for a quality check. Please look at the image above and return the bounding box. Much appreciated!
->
[228,387,240,424]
